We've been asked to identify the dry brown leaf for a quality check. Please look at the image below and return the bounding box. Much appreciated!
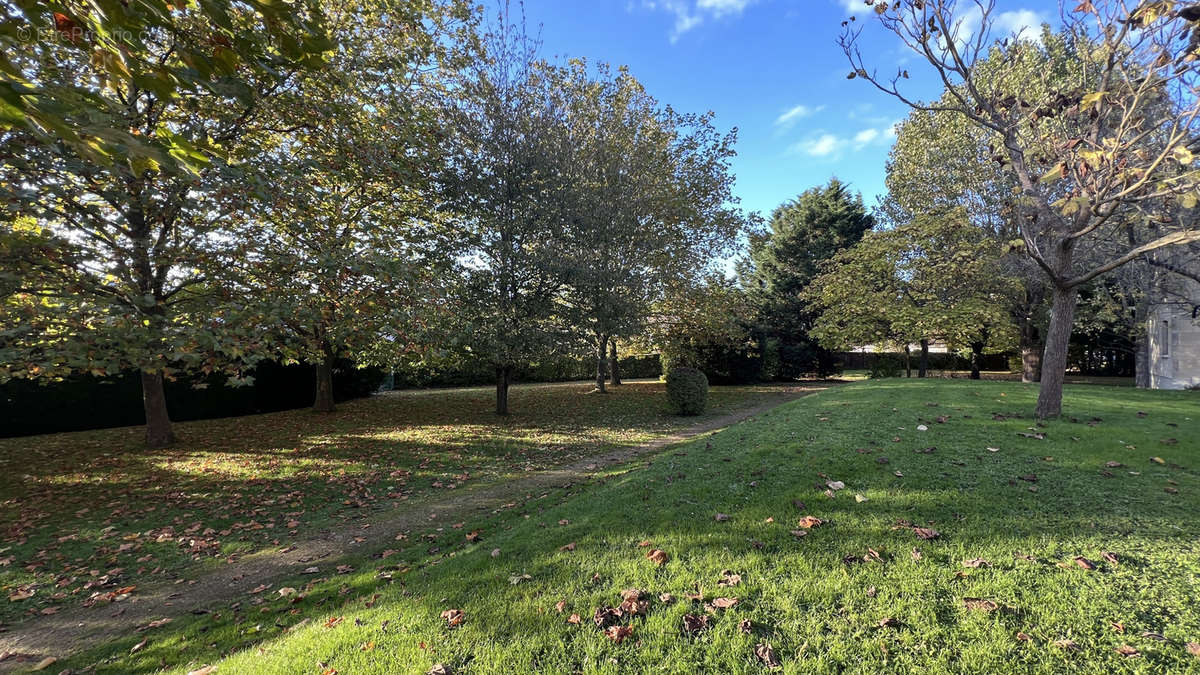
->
[566,613,581,625]
[755,642,781,669]
[619,597,648,616]
[739,618,753,633]
[559,542,576,552]
[790,530,808,538]
[797,516,824,529]
[711,597,739,609]
[682,613,709,635]
[1052,639,1080,651]
[658,592,674,603]
[878,617,899,628]
[963,598,999,612]
[1016,631,1033,642]
[718,570,742,587]
[645,549,669,566]
[962,558,990,568]
[187,667,218,675]
[555,600,567,613]
[637,540,652,547]
[440,609,464,627]
[620,588,644,601]
[714,513,730,522]
[1115,645,1140,657]
[605,624,633,644]
[427,665,453,675]
[1186,642,1200,657]
[30,657,57,672]
[1073,556,1095,570]
[913,527,940,540]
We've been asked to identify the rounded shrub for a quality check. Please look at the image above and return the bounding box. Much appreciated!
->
[665,367,709,416]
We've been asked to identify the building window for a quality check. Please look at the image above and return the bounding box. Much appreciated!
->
[1160,320,1170,357]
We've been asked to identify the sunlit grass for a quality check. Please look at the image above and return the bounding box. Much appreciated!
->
[64,379,1199,674]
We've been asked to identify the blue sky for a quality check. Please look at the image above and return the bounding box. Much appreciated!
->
[516,0,1051,219]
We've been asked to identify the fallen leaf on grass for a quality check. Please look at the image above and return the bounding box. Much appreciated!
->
[324,616,343,628]
[1018,432,1045,440]
[490,548,501,558]
[559,542,576,552]
[1016,631,1033,642]
[718,570,742,587]
[250,584,269,594]
[637,540,652,547]
[509,574,532,584]
[1186,642,1200,657]
[659,593,674,603]
[827,480,846,490]
[555,600,568,613]
[440,609,464,627]
[1073,557,1095,570]
[8,589,34,601]
[714,513,730,522]
[878,617,899,628]
[645,549,669,565]
[186,667,218,675]
[711,597,739,609]
[913,527,940,540]
[466,531,482,542]
[963,598,999,612]
[682,614,709,635]
[911,548,922,561]
[1150,456,1166,465]
[790,530,808,538]
[427,665,453,675]
[740,619,753,633]
[963,558,990,568]
[277,587,297,598]
[567,613,581,624]
[1115,645,1140,657]
[605,625,633,644]
[797,516,823,529]
[1052,639,1080,651]
[30,657,57,671]
[755,642,781,669]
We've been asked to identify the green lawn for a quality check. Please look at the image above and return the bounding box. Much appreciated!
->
[0,381,802,628]
[57,379,1199,674]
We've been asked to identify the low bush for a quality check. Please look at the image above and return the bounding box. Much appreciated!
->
[665,367,708,415]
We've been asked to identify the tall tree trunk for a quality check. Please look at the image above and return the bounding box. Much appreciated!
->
[495,365,511,415]
[904,344,912,378]
[1035,285,1079,418]
[313,351,335,413]
[918,339,929,378]
[1134,334,1150,388]
[1019,320,1043,383]
[140,370,176,448]
[609,341,622,386]
[595,333,608,393]
[969,342,984,380]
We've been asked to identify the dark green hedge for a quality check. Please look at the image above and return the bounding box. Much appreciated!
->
[388,354,662,389]
[665,367,708,416]
[0,359,384,438]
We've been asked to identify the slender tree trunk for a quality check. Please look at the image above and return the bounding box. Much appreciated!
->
[595,333,608,393]
[495,365,511,415]
[1035,285,1079,418]
[1134,335,1150,388]
[609,341,622,386]
[969,342,984,380]
[313,351,336,413]
[140,370,175,448]
[904,345,912,378]
[918,339,929,378]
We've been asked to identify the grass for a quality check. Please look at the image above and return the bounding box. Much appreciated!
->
[55,378,1200,674]
[0,380,801,628]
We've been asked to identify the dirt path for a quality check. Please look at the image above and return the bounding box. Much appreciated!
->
[0,385,829,669]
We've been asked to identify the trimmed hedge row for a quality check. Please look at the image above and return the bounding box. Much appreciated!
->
[0,360,384,438]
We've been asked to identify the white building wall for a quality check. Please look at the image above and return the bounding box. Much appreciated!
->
[1147,301,1200,390]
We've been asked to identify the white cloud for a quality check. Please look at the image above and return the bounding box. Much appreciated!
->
[836,0,868,16]
[956,7,1046,45]
[639,0,758,41]
[853,128,879,145]
[790,120,899,159]
[794,133,845,157]
[774,103,824,129]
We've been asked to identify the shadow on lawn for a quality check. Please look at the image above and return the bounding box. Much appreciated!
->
[62,380,1200,673]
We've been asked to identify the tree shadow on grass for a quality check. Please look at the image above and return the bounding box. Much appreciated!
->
[53,380,1200,674]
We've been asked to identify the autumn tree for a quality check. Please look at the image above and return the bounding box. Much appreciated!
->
[441,6,576,415]
[841,0,1200,416]
[805,209,1018,378]
[743,179,875,378]
[0,3,330,446]
[229,0,474,412]
[550,60,743,392]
